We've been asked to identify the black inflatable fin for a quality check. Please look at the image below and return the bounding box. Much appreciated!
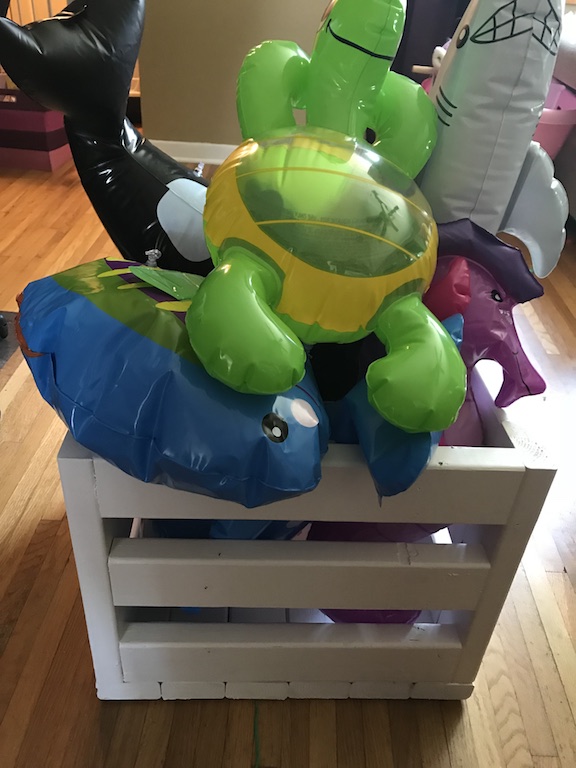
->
[0,0,144,137]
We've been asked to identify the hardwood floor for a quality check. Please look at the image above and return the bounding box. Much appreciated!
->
[0,159,575,767]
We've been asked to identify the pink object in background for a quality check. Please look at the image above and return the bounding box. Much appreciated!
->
[421,77,433,94]
[533,78,576,159]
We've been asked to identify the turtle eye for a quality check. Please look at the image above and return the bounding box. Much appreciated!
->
[262,413,289,443]
[365,128,377,145]
[491,289,504,303]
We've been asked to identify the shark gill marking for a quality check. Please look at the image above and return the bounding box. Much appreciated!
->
[437,100,454,119]
[326,19,395,60]
[469,0,560,55]
[436,87,457,128]
[439,86,457,110]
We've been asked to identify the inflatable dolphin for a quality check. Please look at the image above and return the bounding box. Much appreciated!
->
[418,0,568,278]
[0,0,213,274]
[15,257,330,507]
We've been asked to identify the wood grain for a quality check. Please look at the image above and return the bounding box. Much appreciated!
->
[309,700,338,768]
[0,161,575,766]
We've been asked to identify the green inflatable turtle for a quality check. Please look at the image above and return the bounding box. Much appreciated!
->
[186,0,465,434]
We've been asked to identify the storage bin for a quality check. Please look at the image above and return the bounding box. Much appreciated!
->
[0,88,71,171]
[58,373,555,701]
[533,78,576,159]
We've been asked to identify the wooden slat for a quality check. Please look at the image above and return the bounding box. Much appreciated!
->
[129,701,175,768]
[0,556,78,768]
[162,702,202,768]
[336,700,367,767]
[119,621,462,684]
[226,682,288,700]
[289,682,350,699]
[350,682,411,699]
[389,700,423,767]
[441,700,482,768]
[453,463,556,683]
[0,518,60,656]
[481,630,535,766]
[522,548,576,725]
[414,700,452,768]
[309,700,338,766]
[511,569,576,768]
[81,435,528,524]
[161,682,225,700]
[362,701,395,767]
[0,519,72,725]
[57,450,158,700]
[186,700,229,767]
[253,701,287,768]
[495,583,558,758]
[220,701,254,768]
[109,537,490,611]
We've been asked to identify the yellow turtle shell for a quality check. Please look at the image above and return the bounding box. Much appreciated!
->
[204,126,438,344]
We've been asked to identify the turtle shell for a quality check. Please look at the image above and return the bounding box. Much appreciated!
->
[204,126,438,342]
[206,126,435,273]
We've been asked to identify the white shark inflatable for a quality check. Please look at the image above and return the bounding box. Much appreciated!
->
[419,0,569,278]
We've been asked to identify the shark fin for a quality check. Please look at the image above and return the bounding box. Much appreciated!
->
[500,142,569,278]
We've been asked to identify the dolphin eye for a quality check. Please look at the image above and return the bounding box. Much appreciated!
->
[456,24,470,48]
[262,413,289,443]
[491,289,504,303]
[291,398,319,428]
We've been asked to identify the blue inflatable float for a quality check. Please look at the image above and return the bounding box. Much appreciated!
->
[16,258,330,509]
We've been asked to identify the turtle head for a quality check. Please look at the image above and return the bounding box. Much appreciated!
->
[315,0,406,65]
[308,0,406,136]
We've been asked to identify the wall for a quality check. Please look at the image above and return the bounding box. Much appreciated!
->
[139,0,326,148]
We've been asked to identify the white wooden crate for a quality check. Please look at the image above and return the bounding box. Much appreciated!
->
[57,375,556,700]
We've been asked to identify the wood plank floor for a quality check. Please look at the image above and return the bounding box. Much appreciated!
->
[0,160,575,767]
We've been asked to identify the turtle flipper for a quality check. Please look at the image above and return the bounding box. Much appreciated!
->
[237,41,310,141]
[186,248,306,394]
[370,72,437,179]
[366,294,466,433]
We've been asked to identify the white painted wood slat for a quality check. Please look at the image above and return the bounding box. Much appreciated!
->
[119,621,462,684]
[91,440,526,525]
[108,538,490,611]
[161,682,225,700]
[57,447,161,701]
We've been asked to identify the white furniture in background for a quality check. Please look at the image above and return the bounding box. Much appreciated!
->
[57,376,555,701]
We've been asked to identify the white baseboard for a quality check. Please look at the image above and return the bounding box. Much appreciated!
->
[149,140,236,165]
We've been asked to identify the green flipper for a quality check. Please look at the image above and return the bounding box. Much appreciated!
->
[236,41,309,141]
[185,248,306,394]
[370,72,438,178]
[366,294,466,433]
